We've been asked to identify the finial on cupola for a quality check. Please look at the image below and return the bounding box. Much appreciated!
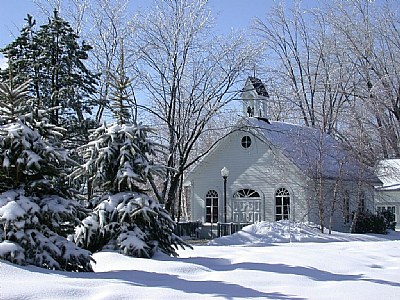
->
[240,76,270,119]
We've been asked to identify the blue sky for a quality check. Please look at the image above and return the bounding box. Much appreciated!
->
[0,0,36,46]
[0,0,278,68]
[0,0,275,67]
[0,0,273,47]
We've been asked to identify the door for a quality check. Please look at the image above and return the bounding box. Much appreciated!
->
[233,189,262,223]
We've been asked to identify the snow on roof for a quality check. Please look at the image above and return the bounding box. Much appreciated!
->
[244,117,379,182]
[376,159,400,190]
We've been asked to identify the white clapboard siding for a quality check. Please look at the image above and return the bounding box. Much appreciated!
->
[188,129,309,224]
[185,118,380,233]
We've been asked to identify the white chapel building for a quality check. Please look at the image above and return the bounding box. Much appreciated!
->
[184,77,381,238]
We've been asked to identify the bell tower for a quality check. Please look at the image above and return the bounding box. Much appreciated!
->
[240,77,269,118]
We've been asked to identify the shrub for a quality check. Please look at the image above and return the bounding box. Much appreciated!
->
[379,209,397,231]
[352,211,386,234]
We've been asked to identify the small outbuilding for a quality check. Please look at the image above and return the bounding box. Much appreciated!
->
[375,159,400,229]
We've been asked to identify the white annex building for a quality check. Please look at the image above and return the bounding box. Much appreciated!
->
[375,159,400,229]
[184,77,381,238]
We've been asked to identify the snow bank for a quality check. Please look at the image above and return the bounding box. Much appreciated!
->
[209,221,400,246]
[1,222,400,299]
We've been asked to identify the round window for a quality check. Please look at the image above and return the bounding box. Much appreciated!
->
[241,135,251,148]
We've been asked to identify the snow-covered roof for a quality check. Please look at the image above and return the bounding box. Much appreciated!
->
[244,117,379,182]
[376,159,400,190]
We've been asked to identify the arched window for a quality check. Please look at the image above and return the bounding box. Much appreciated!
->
[275,188,290,221]
[233,189,260,198]
[205,190,218,223]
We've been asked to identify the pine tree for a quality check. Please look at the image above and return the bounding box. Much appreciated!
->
[0,15,39,94]
[0,79,93,271]
[109,38,135,124]
[34,10,98,127]
[73,121,190,257]
[0,11,98,146]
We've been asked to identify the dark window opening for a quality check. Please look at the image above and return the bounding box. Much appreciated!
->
[241,136,252,148]
[275,188,290,221]
[205,190,218,223]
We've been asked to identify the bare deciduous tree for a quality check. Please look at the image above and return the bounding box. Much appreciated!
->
[133,0,259,216]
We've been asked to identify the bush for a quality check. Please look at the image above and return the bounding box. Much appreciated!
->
[380,209,397,231]
[352,211,387,234]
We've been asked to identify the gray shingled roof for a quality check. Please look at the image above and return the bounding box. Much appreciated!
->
[248,77,269,97]
[245,117,380,183]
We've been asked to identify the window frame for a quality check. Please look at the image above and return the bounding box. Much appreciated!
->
[205,190,219,223]
[275,188,290,221]
[377,205,397,222]
[241,135,252,149]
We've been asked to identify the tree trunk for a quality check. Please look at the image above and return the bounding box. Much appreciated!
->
[165,173,181,218]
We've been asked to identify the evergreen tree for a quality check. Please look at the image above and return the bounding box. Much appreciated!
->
[0,79,93,271]
[109,39,135,124]
[0,15,39,93]
[73,121,189,258]
[0,11,98,145]
[34,10,98,127]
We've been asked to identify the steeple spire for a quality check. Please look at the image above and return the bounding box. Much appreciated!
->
[240,77,269,118]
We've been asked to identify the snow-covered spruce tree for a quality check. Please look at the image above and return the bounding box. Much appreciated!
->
[0,15,38,89]
[1,11,98,148]
[0,79,93,271]
[72,39,188,258]
[73,120,190,257]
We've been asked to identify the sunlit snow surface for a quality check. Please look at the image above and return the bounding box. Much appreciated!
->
[1,221,400,300]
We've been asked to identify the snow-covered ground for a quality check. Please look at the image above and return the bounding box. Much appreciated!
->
[1,221,400,299]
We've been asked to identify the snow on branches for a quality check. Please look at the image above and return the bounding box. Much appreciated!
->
[0,190,93,271]
[73,122,189,258]
[74,122,164,194]
[75,192,188,258]
[0,80,93,271]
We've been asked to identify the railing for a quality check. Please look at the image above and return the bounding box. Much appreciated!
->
[217,222,251,237]
[175,221,251,239]
[175,221,202,238]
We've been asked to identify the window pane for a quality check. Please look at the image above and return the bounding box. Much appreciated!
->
[283,206,289,214]
[241,136,252,148]
[283,197,290,205]
[275,188,290,222]
[206,214,211,223]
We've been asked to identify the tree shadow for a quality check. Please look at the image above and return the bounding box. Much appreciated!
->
[171,256,400,287]
[92,269,305,299]
[3,252,399,299]
[0,260,304,299]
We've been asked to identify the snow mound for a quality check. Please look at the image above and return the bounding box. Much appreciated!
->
[209,221,400,246]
